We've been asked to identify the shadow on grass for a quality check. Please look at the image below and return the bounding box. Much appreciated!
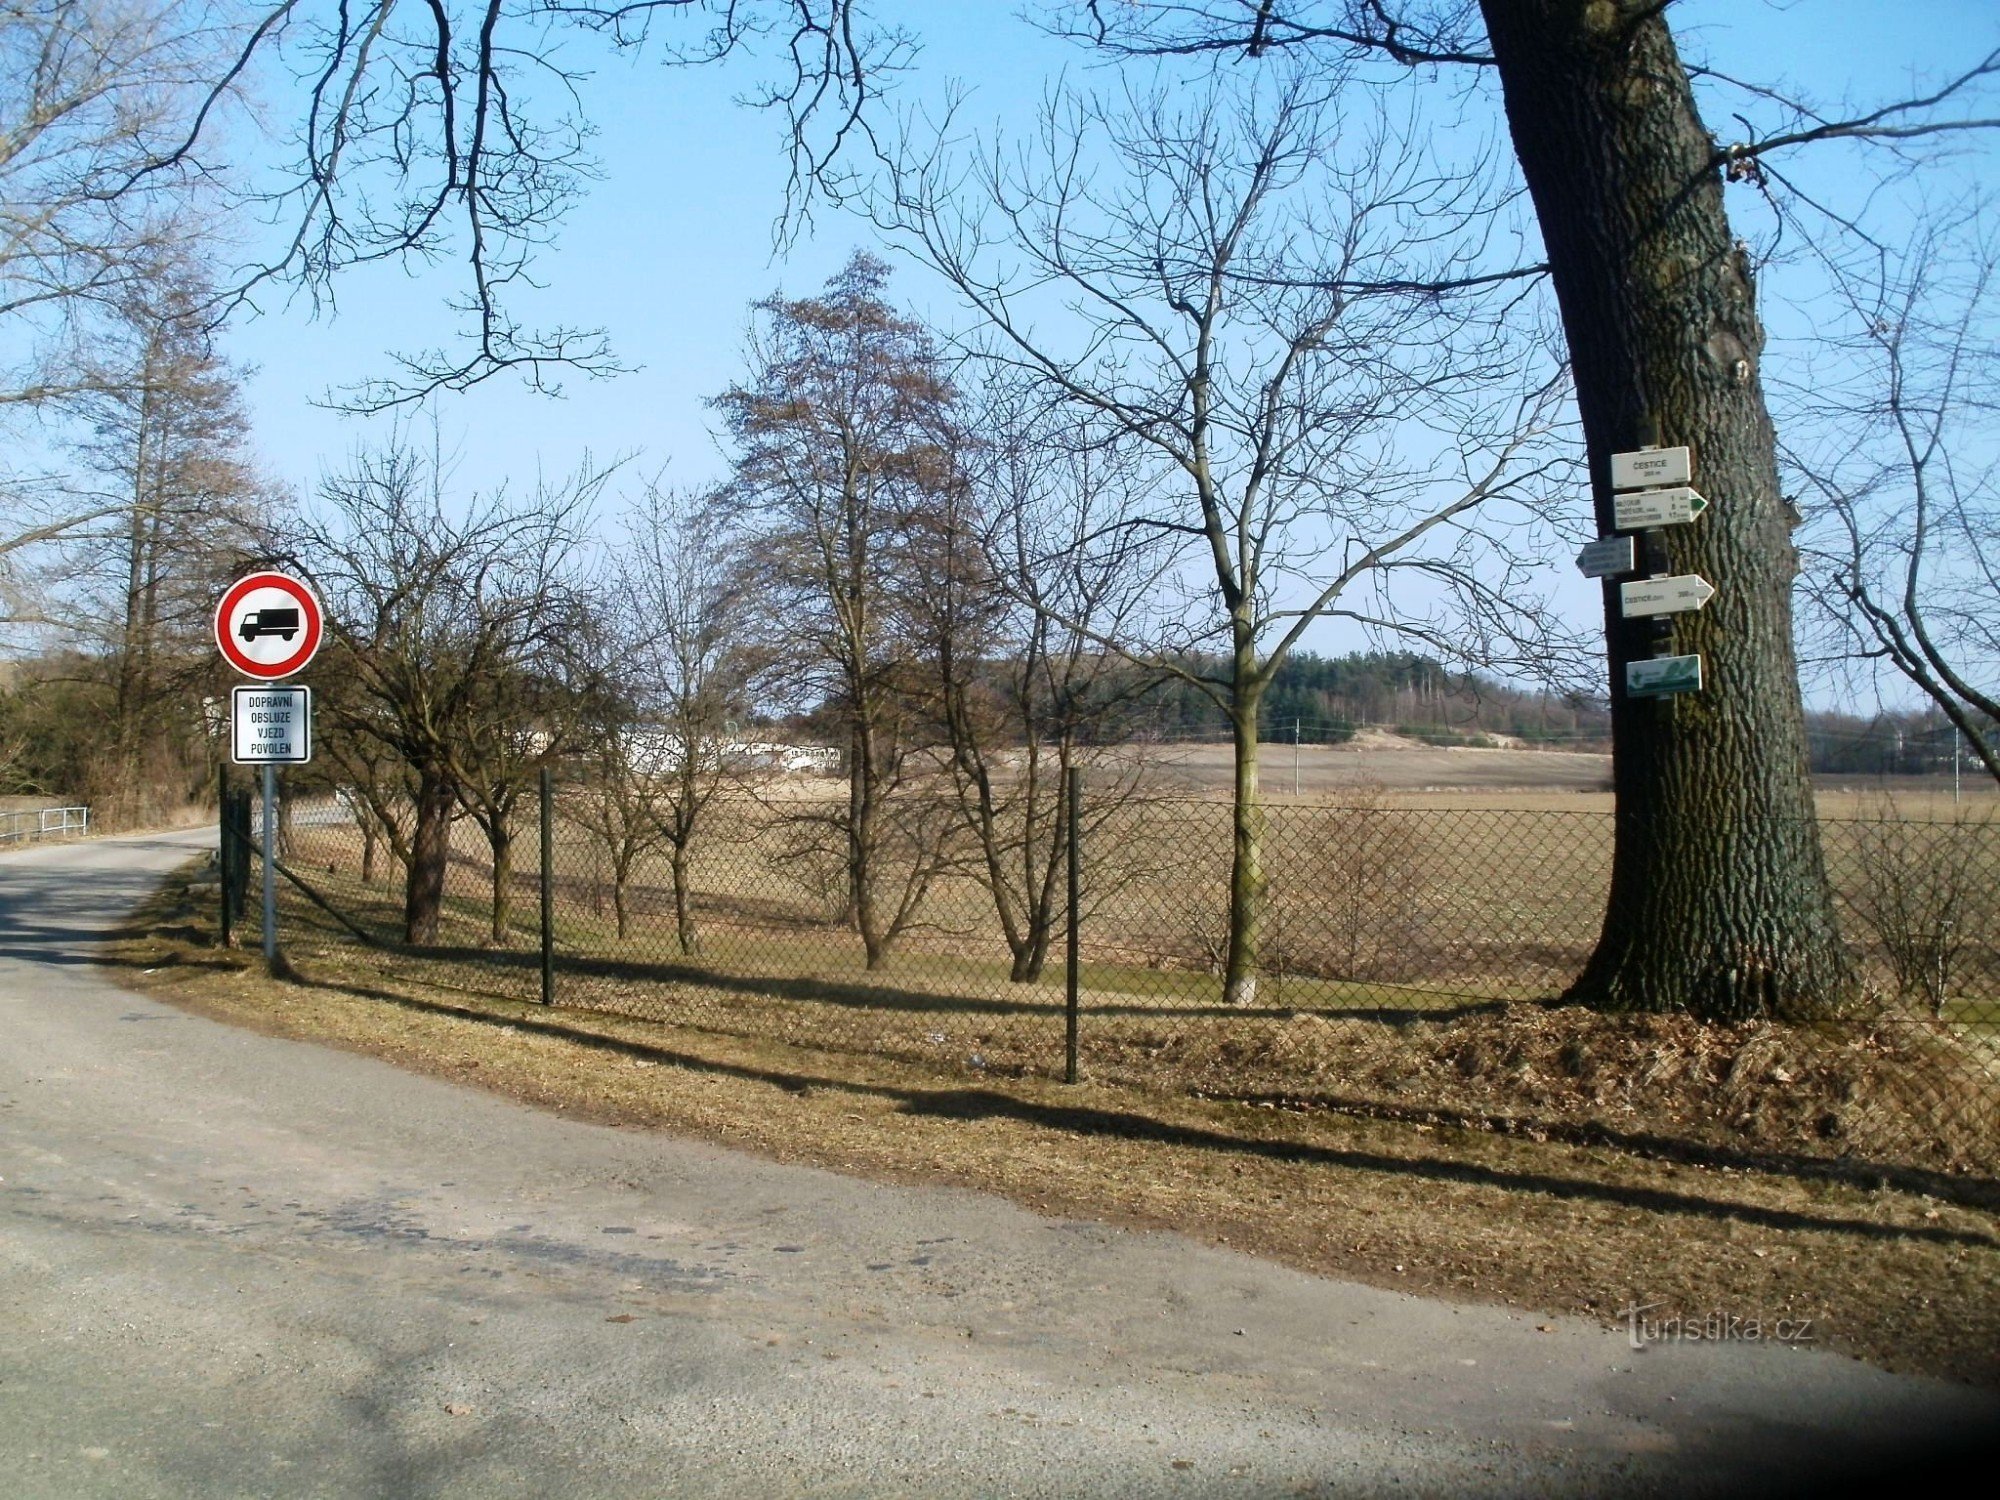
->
[114,864,2000,1215]
[1198,1088,2000,1212]
[284,962,2000,1238]
[320,937,1511,1028]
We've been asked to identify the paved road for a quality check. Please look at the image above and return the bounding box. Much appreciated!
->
[1,831,1992,1498]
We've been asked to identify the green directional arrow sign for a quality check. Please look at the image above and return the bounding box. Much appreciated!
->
[1613,486,1708,531]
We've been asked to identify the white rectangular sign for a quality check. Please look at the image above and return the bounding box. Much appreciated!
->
[1627,654,1703,698]
[1611,446,1692,491]
[1621,574,1716,618]
[231,685,312,764]
[1613,485,1707,531]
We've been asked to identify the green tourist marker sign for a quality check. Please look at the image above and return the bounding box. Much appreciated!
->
[1627,655,1703,698]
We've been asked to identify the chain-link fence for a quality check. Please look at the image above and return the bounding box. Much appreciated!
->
[248,772,2000,1179]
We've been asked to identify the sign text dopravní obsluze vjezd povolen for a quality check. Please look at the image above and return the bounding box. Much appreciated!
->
[231,685,312,764]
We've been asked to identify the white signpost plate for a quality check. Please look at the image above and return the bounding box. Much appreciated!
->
[1576,535,1637,579]
[1621,574,1716,618]
[1613,485,1707,531]
[232,685,313,764]
[1627,654,1703,698]
[1611,446,1693,491]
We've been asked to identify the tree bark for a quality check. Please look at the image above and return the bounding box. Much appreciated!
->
[1478,0,1853,1019]
[488,821,513,945]
[670,841,699,955]
[850,712,892,970]
[1224,684,1266,1008]
[405,768,454,945]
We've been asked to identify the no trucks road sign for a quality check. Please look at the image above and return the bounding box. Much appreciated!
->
[215,571,324,680]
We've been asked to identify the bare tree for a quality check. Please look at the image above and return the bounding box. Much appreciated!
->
[313,701,414,888]
[717,251,962,969]
[575,477,750,952]
[106,2,907,408]
[877,72,1575,1004]
[453,646,582,945]
[0,2,261,616]
[1786,205,2000,786]
[567,721,675,945]
[299,433,600,945]
[0,2,238,408]
[54,252,273,806]
[905,386,1174,982]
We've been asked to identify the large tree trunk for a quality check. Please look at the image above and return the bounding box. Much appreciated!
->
[670,841,699,955]
[487,820,513,945]
[849,713,893,971]
[1479,0,1852,1020]
[405,769,455,945]
[845,715,869,931]
[1224,684,1266,1009]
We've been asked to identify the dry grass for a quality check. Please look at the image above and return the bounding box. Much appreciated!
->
[270,790,2000,1182]
[106,861,2000,1387]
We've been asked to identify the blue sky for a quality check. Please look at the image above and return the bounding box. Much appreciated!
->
[218,1,1998,702]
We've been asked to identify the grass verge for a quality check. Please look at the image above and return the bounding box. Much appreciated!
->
[107,860,2000,1386]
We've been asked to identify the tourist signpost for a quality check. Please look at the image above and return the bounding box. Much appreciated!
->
[1606,448,1712,701]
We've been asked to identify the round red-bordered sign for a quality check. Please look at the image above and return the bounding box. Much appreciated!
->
[215,571,325,680]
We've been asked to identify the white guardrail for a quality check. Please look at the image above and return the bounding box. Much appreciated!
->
[0,806,90,844]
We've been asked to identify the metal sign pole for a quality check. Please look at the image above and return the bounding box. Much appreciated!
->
[261,763,278,965]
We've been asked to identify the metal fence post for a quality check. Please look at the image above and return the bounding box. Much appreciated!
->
[540,766,555,1006]
[1065,764,1082,1085]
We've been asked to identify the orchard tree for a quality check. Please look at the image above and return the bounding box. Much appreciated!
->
[902,386,1175,983]
[579,477,753,952]
[300,435,599,945]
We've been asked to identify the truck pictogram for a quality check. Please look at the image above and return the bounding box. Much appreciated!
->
[238,607,301,642]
